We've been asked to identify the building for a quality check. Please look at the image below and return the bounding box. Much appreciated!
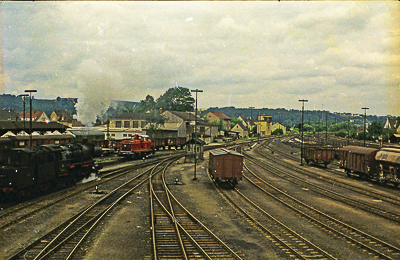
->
[0,109,18,121]
[231,123,248,139]
[19,110,50,123]
[271,122,286,135]
[384,117,397,130]
[205,111,231,131]
[109,112,147,129]
[257,115,272,136]
[49,109,75,127]
[238,116,256,131]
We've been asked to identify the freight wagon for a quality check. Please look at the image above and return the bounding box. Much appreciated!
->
[301,146,335,167]
[208,148,244,186]
[339,146,380,179]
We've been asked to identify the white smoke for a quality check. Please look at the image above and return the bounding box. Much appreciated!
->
[75,59,125,126]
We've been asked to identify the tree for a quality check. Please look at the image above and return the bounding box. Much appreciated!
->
[156,86,195,112]
[368,121,383,140]
[143,110,168,138]
[135,95,157,113]
[272,129,283,135]
[230,117,244,128]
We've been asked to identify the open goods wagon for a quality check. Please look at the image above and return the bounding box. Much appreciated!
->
[301,146,335,167]
[208,148,243,186]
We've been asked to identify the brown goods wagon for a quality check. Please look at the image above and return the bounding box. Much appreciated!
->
[375,148,400,186]
[302,146,335,167]
[208,148,244,186]
[339,146,379,178]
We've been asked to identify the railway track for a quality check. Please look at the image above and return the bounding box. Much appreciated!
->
[209,172,336,260]
[7,157,179,260]
[243,150,400,259]
[150,158,242,259]
[0,158,164,231]
[258,141,400,210]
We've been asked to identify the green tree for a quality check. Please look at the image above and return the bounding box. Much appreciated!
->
[156,86,195,112]
[135,95,157,113]
[143,110,168,138]
[368,121,383,140]
[211,119,225,131]
[230,117,244,128]
[272,129,284,135]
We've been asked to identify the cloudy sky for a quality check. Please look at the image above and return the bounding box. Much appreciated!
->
[1,2,399,124]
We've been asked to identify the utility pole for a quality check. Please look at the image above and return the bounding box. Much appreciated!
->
[299,99,308,166]
[362,107,369,147]
[25,89,37,147]
[191,89,203,180]
[18,94,29,134]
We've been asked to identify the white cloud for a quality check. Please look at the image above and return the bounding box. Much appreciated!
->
[1,1,399,119]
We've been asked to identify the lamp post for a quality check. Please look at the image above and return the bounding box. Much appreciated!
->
[191,89,203,181]
[299,99,308,166]
[18,94,29,133]
[347,115,350,145]
[278,112,281,135]
[25,89,37,147]
[362,107,369,147]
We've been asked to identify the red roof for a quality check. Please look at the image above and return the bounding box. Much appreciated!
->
[209,111,231,120]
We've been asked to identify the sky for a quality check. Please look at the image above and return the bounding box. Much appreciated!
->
[1,2,399,125]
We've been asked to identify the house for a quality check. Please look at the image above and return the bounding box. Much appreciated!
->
[238,116,256,131]
[109,112,147,129]
[231,123,248,139]
[0,109,18,121]
[271,122,286,135]
[384,117,397,129]
[205,111,231,131]
[257,115,272,136]
[19,110,50,122]
[49,109,74,127]
[143,110,219,144]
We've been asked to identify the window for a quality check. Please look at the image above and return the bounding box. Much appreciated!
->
[123,134,127,137]
[124,121,130,128]
[111,134,115,137]
[115,121,122,128]
[133,121,139,128]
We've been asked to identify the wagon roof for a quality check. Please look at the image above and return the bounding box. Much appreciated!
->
[340,145,379,155]
[376,149,400,164]
[209,148,243,157]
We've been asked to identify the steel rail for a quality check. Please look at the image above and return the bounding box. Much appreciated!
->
[243,158,400,260]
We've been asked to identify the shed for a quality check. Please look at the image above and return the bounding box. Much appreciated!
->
[184,138,205,163]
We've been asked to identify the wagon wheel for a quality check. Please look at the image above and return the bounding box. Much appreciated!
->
[324,162,328,168]
[345,169,351,177]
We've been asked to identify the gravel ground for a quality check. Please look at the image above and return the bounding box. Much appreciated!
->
[3,146,400,260]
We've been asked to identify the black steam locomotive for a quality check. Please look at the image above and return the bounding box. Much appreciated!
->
[0,143,102,201]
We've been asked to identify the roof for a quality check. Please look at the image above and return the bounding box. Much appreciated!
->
[167,111,202,121]
[0,121,66,131]
[19,110,47,121]
[387,118,397,128]
[340,145,379,155]
[0,109,18,121]
[233,122,247,130]
[52,109,73,122]
[208,111,231,120]
[209,148,243,157]
[69,130,105,137]
[376,148,400,164]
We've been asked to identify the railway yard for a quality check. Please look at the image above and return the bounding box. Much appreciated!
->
[1,136,400,260]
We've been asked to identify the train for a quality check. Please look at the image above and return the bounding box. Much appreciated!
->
[109,135,187,159]
[208,148,244,186]
[0,142,102,201]
[117,134,155,159]
[339,146,400,186]
[301,145,335,167]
